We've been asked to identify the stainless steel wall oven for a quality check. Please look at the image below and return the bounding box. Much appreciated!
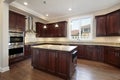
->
[9,32,24,59]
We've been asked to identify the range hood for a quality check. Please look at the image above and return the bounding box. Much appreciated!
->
[26,16,36,33]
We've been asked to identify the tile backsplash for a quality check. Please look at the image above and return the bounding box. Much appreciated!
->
[25,33,120,43]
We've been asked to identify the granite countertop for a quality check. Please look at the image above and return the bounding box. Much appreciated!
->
[25,41,120,47]
[31,44,77,52]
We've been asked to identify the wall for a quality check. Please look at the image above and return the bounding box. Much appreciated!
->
[25,3,120,43]
[0,0,9,72]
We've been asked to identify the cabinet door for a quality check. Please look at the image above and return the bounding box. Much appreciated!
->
[31,49,39,67]
[95,46,104,62]
[96,15,106,36]
[24,45,31,57]
[86,46,96,60]
[106,10,120,36]
[58,21,67,37]
[77,45,85,58]
[105,47,120,67]
[47,51,56,73]
[36,22,44,37]
[39,50,47,70]
[16,14,25,31]
[9,11,16,30]
[56,52,68,77]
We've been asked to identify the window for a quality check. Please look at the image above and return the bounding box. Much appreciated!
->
[69,16,94,41]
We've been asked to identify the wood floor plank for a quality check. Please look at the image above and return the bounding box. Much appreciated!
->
[0,59,120,80]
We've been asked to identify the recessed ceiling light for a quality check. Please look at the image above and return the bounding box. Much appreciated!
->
[24,2,28,5]
[68,8,72,11]
[46,14,49,16]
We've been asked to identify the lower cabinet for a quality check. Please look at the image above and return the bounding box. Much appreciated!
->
[47,51,56,73]
[77,45,85,58]
[95,46,104,62]
[56,52,68,78]
[77,44,120,68]
[105,47,120,67]
[24,45,31,58]
[31,48,77,80]
[78,45,104,62]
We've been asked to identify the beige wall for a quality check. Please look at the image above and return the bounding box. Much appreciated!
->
[25,3,120,43]
[0,0,9,72]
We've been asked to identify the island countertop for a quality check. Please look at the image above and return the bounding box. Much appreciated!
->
[31,44,77,52]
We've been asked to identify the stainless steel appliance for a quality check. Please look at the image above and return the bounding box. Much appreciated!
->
[9,32,24,59]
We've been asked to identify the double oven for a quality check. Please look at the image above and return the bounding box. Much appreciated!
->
[9,32,24,59]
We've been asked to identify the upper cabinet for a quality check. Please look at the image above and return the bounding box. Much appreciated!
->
[95,9,120,36]
[36,21,67,37]
[106,10,120,36]
[9,11,26,32]
[95,15,106,36]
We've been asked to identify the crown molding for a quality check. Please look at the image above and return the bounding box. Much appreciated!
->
[4,0,15,4]
[10,2,48,21]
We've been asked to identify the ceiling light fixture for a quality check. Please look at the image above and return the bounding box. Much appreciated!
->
[46,14,49,16]
[68,8,72,11]
[24,2,28,5]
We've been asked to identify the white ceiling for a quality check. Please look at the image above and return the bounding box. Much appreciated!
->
[13,0,120,21]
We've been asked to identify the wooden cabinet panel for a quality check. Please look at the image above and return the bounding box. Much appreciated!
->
[96,15,106,36]
[95,9,120,36]
[57,52,68,76]
[106,10,120,36]
[57,21,67,37]
[31,47,77,80]
[16,14,25,31]
[95,46,104,62]
[105,47,120,67]
[24,45,31,58]
[9,11,26,32]
[35,21,67,37]
[86,46,96,60]
[36,22,44,37]
[31,49,39,67]
[39,50,47,69]
[77,45,85,58]
[47,51,56,73]
[9,11,16,30]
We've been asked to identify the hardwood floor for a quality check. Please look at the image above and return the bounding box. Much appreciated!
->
[0,59,120,80]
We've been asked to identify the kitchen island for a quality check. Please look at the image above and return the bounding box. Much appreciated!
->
[31,44,77,80]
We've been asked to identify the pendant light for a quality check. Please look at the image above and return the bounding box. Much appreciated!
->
[43,25,47,29]
[43,0,48,29]
[55,24,59,27]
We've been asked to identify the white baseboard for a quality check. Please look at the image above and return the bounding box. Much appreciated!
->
[0,66,9,73]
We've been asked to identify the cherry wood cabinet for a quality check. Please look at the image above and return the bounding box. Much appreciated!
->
[35,21,67,37]
[9,11,26,32]
[95,46,104,62]
[47,51,56,73]
[31,47,77,80]
[105,47,120,67]
[36,22,44,37]
[95,9,120,36]
[24,45,31,58]
[77,45,105,62]
[95,15,107,36]
[106,10,120,36]
[77,45,85,58]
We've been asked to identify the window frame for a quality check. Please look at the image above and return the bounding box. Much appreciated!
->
[68,15,94,41]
